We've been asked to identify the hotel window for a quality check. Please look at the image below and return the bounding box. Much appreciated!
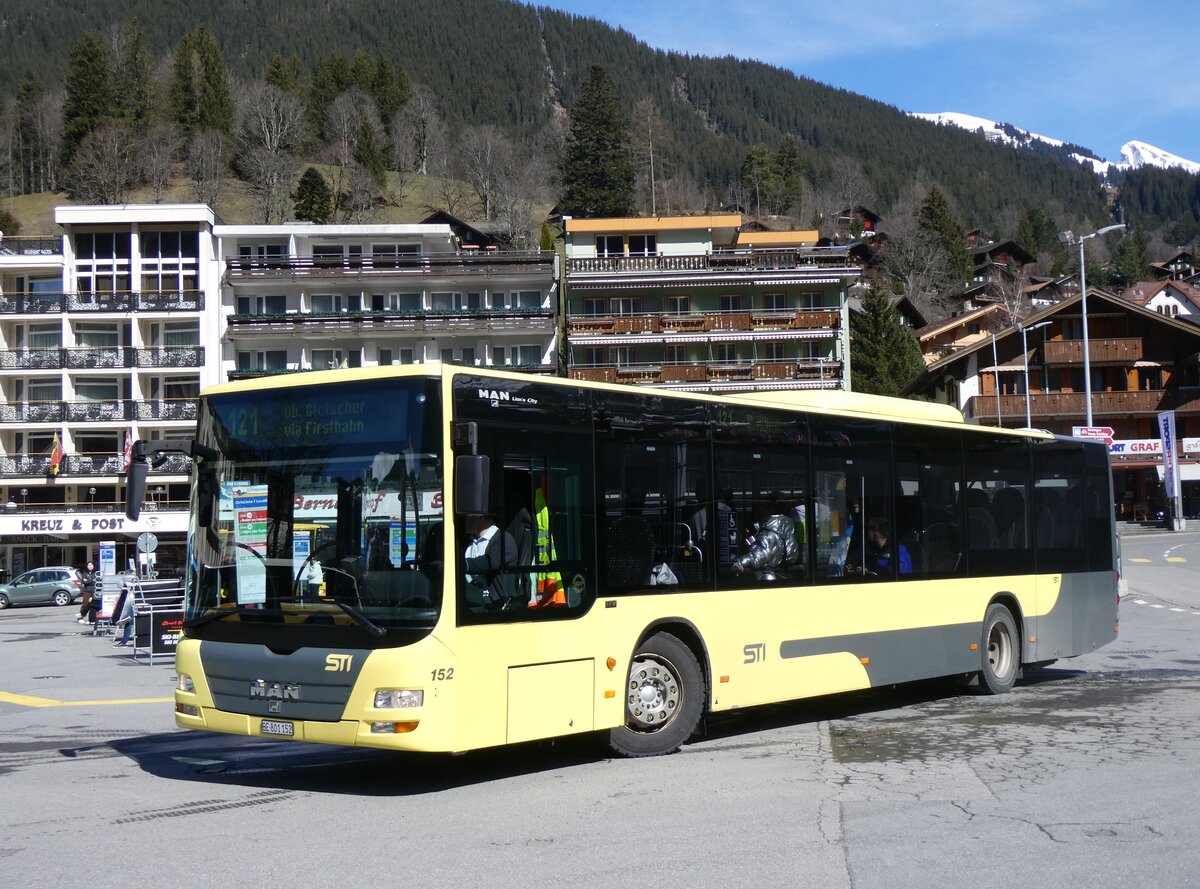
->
[516,344,541,366]
[431,292,454,311]
[237,294,286,315]
[157,376,200,399]
[237,350,288,371]
[583,298,606,316]
[714,343,738,363]
[610,297,641,316]
[763,342,786,361]
[492,346,507,366]
[489,291,506,309]
[154,321,200,347]
[720,294,744,312]
[628,234,657,256]
[75,377,120,402]
[378,348,394,366]
[797,292,824,310]
[239,244,285,260]
[610,346,635,367]
[23,323,61,349]
[76,323,120,349]
[461,347,476,365]
[26,379,62,402]
[312,245,343,267]
[398,348,414,364]
[312,349,344,371]
[596,235,624,257]
[74,231,131,293]
[579,347,602,366]
[440,347,454,363]
[664,344,686,365]
[141,229,200,292]
[666,295,690,314]
[310,294,344,313]
[516,291,541,308]
[763,293,789,311]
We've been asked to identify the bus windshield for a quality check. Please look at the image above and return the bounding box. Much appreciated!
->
[184,376,444,644]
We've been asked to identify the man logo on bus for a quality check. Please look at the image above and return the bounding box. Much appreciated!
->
[478,388,510,407]
[249,680,301,700]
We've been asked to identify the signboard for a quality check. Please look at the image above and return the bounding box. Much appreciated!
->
[232,486,268,604]
[98,541,116,577]
[1073,425,1114,446]
[151,611,184,654]
[1160,411,1181,502]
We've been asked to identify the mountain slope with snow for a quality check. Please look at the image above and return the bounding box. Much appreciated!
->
[912,112,1200,176]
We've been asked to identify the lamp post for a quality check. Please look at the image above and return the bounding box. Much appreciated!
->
[88,486,96,508]
[1019,321,1051,429]
[1058,224,1127,426]
[20,487,27,507]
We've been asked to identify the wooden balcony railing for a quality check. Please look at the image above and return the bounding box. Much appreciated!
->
[569,360,843,387]
[567,308,841,337]
[967,388,1200,421]
[565,247,857,276]
[1042,337,1143,364]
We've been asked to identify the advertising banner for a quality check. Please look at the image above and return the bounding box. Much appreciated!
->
[1159,411,1181,502]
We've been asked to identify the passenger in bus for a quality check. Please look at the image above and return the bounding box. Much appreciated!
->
[732,502,799,581]
[464,513,519,609]
[303,559,324,597]
[846,517,912,576]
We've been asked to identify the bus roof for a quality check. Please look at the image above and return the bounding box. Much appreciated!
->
[201,364,1054,440]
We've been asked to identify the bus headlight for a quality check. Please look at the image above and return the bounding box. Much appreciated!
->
[177,674,195,693]
[374,689,423,709]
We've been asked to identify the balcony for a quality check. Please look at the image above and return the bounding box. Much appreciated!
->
[1041,337,1143,365]
[0,348,63,369]
[225,306,553,337]
[967,388,1200,422]
[0,399,197,425]
[0,452,188,479]
[63,348,136,369]
[0,235,62,255]
[569,359,844,389]
[565,246,855,276]
[66,292,134,312]
[136,290,205,312]
[568,308,841,339]
[0,292,65,314]
[225,251,554,280]
[227,362,549,382]
[135,346,204,368]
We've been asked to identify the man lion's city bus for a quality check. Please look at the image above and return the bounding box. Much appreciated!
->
[125,364,1118,757]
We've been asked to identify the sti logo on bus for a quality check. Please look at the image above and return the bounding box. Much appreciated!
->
[325,653,354,672]
[249,680,301,700]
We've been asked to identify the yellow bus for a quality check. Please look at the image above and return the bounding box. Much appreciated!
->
[126,364,1118,757]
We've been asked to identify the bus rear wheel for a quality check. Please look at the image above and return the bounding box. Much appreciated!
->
[609,632,704,757]
[978,603,1019,694]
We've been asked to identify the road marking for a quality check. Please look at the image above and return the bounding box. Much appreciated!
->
[1167,557,1188,563]
[0,691,172,708]
[1129,558,1152,563]
[1171,608,1187,612]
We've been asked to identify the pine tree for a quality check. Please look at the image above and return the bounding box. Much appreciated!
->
[850,288,925,396]
[353,120,388,186]
[169,27,234,139]
[293,166,333,223]
[372,58,410,138]
[1109,229,1151,288]
[740,143,777,219]
[60,31,113,168]
[559,65,635,218]
[265,54,302,92]
[112,18,152,129]
[916,186,971,284]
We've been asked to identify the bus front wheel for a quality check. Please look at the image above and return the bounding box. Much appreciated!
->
[609,632,704,757]
[978,604,1019,694]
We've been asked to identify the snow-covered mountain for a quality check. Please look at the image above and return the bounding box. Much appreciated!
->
[911,111,1200,176]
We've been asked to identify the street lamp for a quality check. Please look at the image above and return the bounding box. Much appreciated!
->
[20,487,27,507]
[1058,224,1127,426]
[1018,321,1052,429]
[88,486,96,508]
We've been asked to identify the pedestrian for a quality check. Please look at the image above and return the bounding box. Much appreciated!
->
[76,561,99,626]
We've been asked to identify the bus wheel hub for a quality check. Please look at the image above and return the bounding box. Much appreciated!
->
[627,656,680,730]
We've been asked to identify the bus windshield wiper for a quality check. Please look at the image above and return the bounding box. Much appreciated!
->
[329,601,387,637]
[185,605,285,629]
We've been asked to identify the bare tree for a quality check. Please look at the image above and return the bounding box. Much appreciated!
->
[392,84,444,176]
[460,124,515,221]
[342,164,379,223]
[632,96,671,216]
[139,122,177,202]
[426,149,471,217]
[66,121,139,203]
[240,147,296,223]
[812,156,876,239]
[322,89,385,221]
[187,130,227,206]
[874,202,958,319]
[238,80,306,156]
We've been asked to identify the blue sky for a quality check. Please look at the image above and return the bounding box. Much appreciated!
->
[543,0,1198,164]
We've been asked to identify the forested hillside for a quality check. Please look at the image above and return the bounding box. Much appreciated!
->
[1,0,1195,255]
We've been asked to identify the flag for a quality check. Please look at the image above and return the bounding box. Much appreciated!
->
[121,430,133,471]
[49,432,63,476]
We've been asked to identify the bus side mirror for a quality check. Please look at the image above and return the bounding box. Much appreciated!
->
[196,463,217,527]
[455,455,490,515]
[125,443,148,521]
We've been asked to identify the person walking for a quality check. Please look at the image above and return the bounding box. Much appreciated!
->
[76,561,99,626]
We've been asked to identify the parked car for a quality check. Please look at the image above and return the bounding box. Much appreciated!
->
[0,566,84,609]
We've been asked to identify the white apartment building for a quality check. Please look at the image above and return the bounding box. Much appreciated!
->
[0,205,559,579]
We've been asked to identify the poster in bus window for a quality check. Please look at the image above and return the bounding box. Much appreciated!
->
[293,534,311,586]
[232,485,268,604]
[389,521,413,566]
